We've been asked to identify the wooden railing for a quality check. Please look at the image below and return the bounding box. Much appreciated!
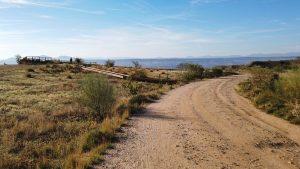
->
[81,66,129,79]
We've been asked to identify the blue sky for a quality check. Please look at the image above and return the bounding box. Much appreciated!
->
[0,0,300,59]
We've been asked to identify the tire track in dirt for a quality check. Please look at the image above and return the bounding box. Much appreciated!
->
[96,75,300,169]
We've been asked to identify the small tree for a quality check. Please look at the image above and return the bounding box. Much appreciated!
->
[105,59,115,67]
[81,74,116,121]
[75,58,83,64]
[132,61,141,68]
[15,54,22,64]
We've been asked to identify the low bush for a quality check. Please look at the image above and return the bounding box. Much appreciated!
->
[75,58,84,65]
[81,129,110,153]
[131,69,147,79]
[211,67,223,77]
[127,93,161,114]
[27,68,35,72]
[25,72,33,78]
[178,63,204,82]
[105,59,115,67]
[132,61,142,68]
[129,94,150,105]
[80,74,116,121]
[122,81,142,95]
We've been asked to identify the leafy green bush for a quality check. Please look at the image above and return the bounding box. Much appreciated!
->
[203,69,212,78]
[105,59,115,67]
[122,81,142,95]
[75,58,84,64]
[211,67,223,77]
[132,61,142,68]
[81,74,116,121]
[178,63,204,82]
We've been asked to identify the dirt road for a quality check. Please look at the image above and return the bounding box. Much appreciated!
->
[97,75,300,169]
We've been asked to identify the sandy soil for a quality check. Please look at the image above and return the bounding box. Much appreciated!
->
[96,75,300,169]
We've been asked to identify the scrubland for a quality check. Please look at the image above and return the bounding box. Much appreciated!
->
[239,61,300,124]
[0,64,174,169]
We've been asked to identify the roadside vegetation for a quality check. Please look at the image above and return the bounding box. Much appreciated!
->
[177,63,237,82]
[238,60,300,124]
[0,60,238,168]
[0,64,175,169]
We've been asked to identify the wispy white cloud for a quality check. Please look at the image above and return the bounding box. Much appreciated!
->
[269,19,287,25]
[0,28,48,35]
[0,0,104,15]
[150,12,206,23]
[57,26,217,58]
[0,0,66,7]
[238,28,285,35]
[122,0,159,14]
[190,0,229,5]
[37,15,53,19]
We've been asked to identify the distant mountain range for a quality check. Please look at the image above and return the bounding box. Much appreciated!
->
[0,57,17,65]
[1,52,300,65]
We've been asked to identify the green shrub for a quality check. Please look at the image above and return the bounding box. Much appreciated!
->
[129,94,149,105]
[81,74,116,121]
[132,61,142,68]
[128,103,144,114]
[122,81,141,95]
[249,68,278,92]
[81,129,108,153]
[132,69,147,79]
[211,67,223,77]
[27,68,35,72]
[105,59,115,67]
[203,69,212,78]
[178,63,204,82]
[75,58,84,65]
[127,93,159,114]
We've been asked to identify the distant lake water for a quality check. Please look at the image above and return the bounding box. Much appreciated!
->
[89,56,297,69]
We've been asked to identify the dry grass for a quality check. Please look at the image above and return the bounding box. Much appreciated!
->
[239,66,300,124]
[0,64,175,169]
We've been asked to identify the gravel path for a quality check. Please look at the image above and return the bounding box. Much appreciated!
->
[96,75,300,169]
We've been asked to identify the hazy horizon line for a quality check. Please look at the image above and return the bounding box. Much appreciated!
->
[1,51,299,62]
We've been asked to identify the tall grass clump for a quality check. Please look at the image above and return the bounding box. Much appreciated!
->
[275,68,300,100]
[275,68,300,123]
[81,74,116,121]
